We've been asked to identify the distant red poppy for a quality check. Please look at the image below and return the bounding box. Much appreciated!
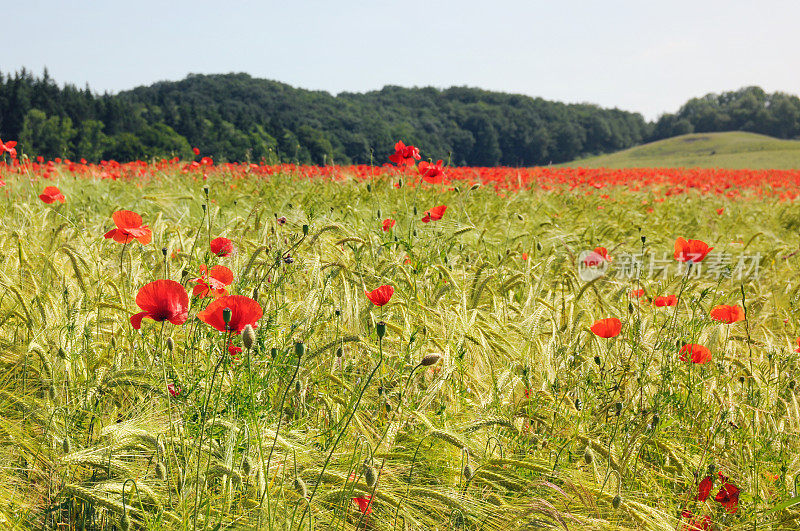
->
[382,218,396,232]
[39,186,65,204]
[697,475,713,501]
[653,295,677,307]
[795,338,800,353]
[210,237,234,257]
[522,252,528,261]
[674,237,713,263]
[716,208,724,215]
[104,210,152,245]
[590,318,621,338]
[366,285,394,307]
[228,342,243,357]
[630,288,645,298]
[168,383,181,397]
[197,295,263,334]
[192,147,200,156]
[681,511,712,531]
[388,141,420,166]
[191,265,234,297]
[583,246,610,266]
[421,205,447,223]
[710,305,744,324]
[352,495,373,516]
[130,280,189,329]
[679,344,712,364]
[715,480,740,514]
[418,160,445,184]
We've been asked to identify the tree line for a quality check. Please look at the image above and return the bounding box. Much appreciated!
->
[0,69,798,165]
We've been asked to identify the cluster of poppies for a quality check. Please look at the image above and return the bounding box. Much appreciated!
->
[681,471,740,529]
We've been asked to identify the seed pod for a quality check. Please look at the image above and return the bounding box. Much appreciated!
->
[335,309,341,317]
[413,206,417,216]
[384,401,392,413]
[397,178,403,188]
[295,341,305,358]
[222,307,232,325]
[364,465,377,487]
[270,347,278,358]
[376,321,386,340]
[612,494,622,509]
[294,476,308,498]
[421,353,442,367]
[62,438,71,453]
[463,463,474,481]
[295,381,301,393]
[161,247,168,257]
[366,184,372,193]
[120,513,131,531]
[594,355,602,366]
[166,337,174,352]
[336,347,343,358]
[583,447,593,464]
[615,402,623,415]
[628,302,634,314]
[574,398,582,410]
[242,325,256,350]
[536,241,543,251]
[376,209,381,219]
[156,461,167,480]
[242,456,253,476]
[203,185,209,196]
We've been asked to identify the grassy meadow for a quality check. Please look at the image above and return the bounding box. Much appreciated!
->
[565,132,800,169]
[2,162,800,530]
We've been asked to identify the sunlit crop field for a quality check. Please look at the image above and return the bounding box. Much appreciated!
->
[3,149,800,530]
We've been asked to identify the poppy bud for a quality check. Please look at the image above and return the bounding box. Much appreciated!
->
[641,236,646,244]
[377,209,381,219]
[612,494,622,509]
[397,178,403,188]
[470,183,480,191]
[156,461,167,480]
[377,386,383,396]
[203,185,209,196]
[295,341,305,358]
[421,353,442,367]
[463,463,474,481]
[295,381,301,393]
[583,447,593,464]
[62,438,71,453]
[294,476,307,498]
[594,355,601,366]
[384,402,392,413]
[366,183,372,193]
[48,384,57,400]
[120,513,131,531]
[242,325,256,350]
[413,206,418,216]
[376,321,386,340]
[222,307,232,325]
[270,347,278,358]
[364,465,377,487]
[707,463,715,475]
[58,347,67,358]
[336,347,342,358]
[517,213,524,221]
[628,302,634,314]
[454,186,460,193]
[536,242,543,251]
[302,224,309,235]
[161,247,168,256]
[242,456,253,476]
[651,414,660,428]
[790,380,796,390]
[574,398,582,410]
[413,230,417,236]
[615,402,623,415]
[335,309,341,317]
[166,337,174,352]
[201,204,207,213]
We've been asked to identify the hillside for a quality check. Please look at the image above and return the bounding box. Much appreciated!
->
[562,131,800,169]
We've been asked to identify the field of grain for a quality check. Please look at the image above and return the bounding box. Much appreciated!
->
[2,153,800,530]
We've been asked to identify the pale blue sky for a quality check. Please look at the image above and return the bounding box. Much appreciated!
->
[5,0,799,120]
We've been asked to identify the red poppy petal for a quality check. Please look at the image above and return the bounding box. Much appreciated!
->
[113,210,144,229]
[130,311,149,330]
[209,265,234,285]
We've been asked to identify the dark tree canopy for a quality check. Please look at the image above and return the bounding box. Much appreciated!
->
[1,70,798,164]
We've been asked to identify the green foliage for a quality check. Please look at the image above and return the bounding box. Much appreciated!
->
[20,108,76,159]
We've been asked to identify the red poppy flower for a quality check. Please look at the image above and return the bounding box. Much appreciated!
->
[366,285,394,307]
[421,205,447,223]
[697,475,713,501]
[418,160,445,184]
[674,237,713,263]
[168,383,181,397]
[39,186,65,204]
[590,318,622,338]
[710,305,744,324]
[583,246,611,267]
[388,141,420,167]
[130,280,189,329]
[679,344,712,364]
[210,237,235,257]
[197,295,263,334]
[795,338,800,353]
[352,495,373,516]
[382,218,396,232]
[228,341,242,357]
[630,288,645,298]
[716,208,724,215]
[653,295,678,307]
[714,481,740,514]
[681,511,712,531]
[192,147,200,156]
[0,139,17,158]
[104,210,152,245]
[522,252,528,261]
[191,265,234,297]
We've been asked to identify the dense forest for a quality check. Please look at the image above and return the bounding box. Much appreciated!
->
[0,69,798,165]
